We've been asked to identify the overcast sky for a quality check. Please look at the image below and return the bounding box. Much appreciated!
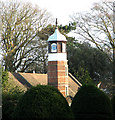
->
[20,0,101,25]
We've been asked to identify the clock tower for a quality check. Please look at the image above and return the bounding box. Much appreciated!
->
[48,21,68,97]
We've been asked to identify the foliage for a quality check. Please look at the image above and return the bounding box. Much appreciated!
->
[2,88,24,120]
[75,67,94,85]
[2,75,24,120]
[111,95,115,120]
[0,64,1,79]
[13,85,73,120]
[58,22,76,34]
[67,42,112,84]
[71,84,112,120]
[0,65,1,120]
[2,68,9,87]
[2,70,24,119]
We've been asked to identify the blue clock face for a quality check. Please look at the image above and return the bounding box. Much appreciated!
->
[52,45,56,50]
[51,43,57,52]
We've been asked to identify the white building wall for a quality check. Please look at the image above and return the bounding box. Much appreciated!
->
[48,53,67,61]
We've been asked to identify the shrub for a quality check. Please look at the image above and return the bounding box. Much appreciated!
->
[2,70,24,120]
[2,69,9,88]
[71,84,112,120]
[2,86,24,120]
[111,95,115,120]
[13,85,73,120]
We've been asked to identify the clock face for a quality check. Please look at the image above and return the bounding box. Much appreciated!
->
[51,43,57,52]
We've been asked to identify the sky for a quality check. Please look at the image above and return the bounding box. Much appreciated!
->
[20,0,101,25]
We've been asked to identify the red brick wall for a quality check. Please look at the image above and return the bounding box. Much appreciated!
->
[48,61,68,97]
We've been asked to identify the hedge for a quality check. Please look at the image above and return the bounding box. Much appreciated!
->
[13,85,73,120]
[71,84,112,120]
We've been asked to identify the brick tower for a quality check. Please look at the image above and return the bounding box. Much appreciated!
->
[48,21,68,97]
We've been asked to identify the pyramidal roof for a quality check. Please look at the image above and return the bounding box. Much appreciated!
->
[48,27,67,42]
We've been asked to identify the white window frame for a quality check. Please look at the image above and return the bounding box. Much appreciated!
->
[62,43,66,52]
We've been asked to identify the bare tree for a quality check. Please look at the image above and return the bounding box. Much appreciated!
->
[0,1,52,72]
[25,24,55,73]
[71,1,115,83]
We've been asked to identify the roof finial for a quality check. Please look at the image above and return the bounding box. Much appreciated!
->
[56,18,58,28]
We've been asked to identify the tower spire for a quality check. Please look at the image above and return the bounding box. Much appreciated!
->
[56,18,58,28]
[48,18,68,97]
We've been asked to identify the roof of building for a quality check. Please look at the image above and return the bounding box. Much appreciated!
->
[8,72,81,99]
[48,27,67,42]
